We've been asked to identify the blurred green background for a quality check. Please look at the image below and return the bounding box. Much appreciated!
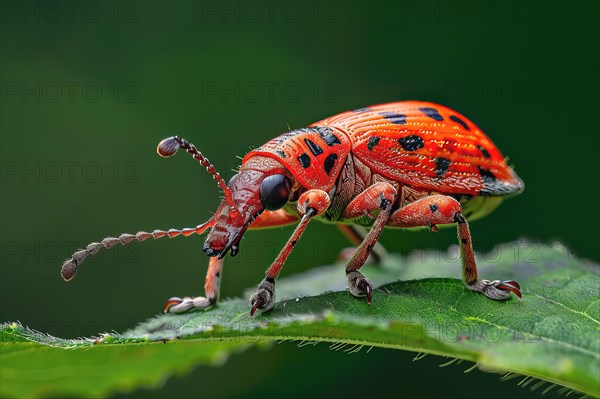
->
[1,1,598,398]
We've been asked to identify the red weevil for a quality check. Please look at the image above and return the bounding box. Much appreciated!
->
[61,101,523,315]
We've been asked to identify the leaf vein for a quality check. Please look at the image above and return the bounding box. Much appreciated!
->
[532,294,599,325]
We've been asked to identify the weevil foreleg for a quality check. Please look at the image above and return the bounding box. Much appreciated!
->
[250,189,330,316]
[164,256,224,313]
[341,182,398,303]
[388,194,522,300]
[165,210,301,314]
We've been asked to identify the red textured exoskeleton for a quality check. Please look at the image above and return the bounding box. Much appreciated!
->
[61,101,524,315]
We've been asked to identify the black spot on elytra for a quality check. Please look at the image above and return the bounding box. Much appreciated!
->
[476,145,491,159]
[435,157,451,178]
[291,240,297,247]
[398,135,424,151]
[353,107,372,113]
[323,154,338,175]
[315,127,341,146]
[304,138,323,156]
[367,136,380,150]
[419,107,444,121]
[450,115,470,130]
[461,238,468,244]
[298,153,311,168]
[429,204,438,213]
[380,111,407,125]
[478,166,496,184]
[276,150,286,158]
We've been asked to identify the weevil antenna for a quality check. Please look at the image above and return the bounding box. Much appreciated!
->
[60,219,215,281]
[157,136,241,221]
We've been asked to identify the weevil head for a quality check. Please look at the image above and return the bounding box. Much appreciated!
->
[203,156,295,259]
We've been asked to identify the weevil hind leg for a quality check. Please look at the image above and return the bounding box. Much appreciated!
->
[337,224,387,265]
[346,270,373,303]
[455,215,522,300]
[388,194,522,300]
[465,279,522,300]
[164,256,223,313]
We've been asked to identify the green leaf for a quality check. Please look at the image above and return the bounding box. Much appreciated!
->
[0,324,252,398]
[0,323,251,398]
[1,242,599,398]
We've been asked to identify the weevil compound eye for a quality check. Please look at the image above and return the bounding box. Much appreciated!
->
[259,174,291,211]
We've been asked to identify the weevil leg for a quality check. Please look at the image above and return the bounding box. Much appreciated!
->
[341,182,398,303]
[164,256,224,313]
[455,215,522,300]
[388,194,522,300]
[337,224,387,265]
[250,189,330,316]
[166,210,303,314]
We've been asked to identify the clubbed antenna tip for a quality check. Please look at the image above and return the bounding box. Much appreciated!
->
[157,136,181,158]
[61,259,78,281]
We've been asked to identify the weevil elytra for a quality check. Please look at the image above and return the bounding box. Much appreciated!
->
[61,101,524,315]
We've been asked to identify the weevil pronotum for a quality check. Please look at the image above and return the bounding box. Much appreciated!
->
[61,101,524,315]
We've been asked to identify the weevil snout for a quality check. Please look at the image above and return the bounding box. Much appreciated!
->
[203,158,293,259]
